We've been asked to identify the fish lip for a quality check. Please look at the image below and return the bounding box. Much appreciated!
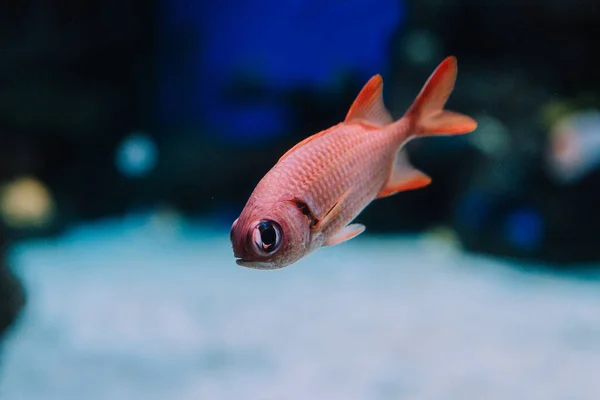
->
[235,258,282,270]
[236,258,257,268]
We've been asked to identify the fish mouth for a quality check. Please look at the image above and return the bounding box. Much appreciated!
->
[235,258,282,270]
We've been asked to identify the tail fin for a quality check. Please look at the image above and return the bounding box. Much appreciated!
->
[404,56,477,136]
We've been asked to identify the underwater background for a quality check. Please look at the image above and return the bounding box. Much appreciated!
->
[1,0,600,398]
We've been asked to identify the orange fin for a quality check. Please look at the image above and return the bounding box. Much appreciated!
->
[314,186,353,232]
[324,223,365,247]
[278,73,394,165]
[405,56,477,136]
[344,75,394,126]
[377,150,431,198]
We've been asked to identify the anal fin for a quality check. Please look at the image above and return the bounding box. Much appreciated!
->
[377,150,431,198]
[325,223,365,247]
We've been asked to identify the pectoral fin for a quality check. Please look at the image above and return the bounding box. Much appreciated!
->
[377,150,432,198]
[324,223,365,247]
[314,186,354,232]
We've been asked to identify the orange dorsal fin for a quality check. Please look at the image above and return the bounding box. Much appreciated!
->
[404,56,477,136]
[344,75,394,126]
[324,223,365,247]
[377,150,431,198]
[277,74,395,164]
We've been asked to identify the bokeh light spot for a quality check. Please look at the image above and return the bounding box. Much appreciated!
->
[0,176,55,229]
[115,132,158,178]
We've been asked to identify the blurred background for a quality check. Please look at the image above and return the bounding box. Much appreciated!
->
[1,0,600,399]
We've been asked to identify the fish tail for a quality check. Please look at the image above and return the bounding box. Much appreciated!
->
[403,56,477,136]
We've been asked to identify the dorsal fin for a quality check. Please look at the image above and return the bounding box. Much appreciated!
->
[277,74,395,165]
[344,74,394,126]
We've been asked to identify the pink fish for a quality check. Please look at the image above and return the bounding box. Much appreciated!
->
[230,56,477,269]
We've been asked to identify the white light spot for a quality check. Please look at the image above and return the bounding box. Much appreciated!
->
[115,132,158,178]
[547,109,600,184]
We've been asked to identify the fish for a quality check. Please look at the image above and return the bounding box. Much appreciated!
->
[546,109,600,184]
[230,56,477,269]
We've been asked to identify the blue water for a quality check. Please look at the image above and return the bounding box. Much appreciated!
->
[157,0,403,141]
[1,212,600,399]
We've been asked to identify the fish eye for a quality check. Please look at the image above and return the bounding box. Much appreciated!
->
[252,220,282,255]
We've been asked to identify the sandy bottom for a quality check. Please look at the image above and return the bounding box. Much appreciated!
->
[1,213,600,400]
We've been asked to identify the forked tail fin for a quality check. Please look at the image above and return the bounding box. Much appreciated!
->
[404,56,477,136]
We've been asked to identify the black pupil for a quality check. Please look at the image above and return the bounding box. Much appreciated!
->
[258,222,277,248]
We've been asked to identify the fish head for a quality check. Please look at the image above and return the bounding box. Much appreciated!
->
[230,198,311,270]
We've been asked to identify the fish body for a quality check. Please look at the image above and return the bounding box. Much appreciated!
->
[230,57,477,269]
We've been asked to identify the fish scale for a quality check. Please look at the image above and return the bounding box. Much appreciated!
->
[249,122,400,248]
[231,56,478,269]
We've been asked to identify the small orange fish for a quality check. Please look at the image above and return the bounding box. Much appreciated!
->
[231,56,477,269]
